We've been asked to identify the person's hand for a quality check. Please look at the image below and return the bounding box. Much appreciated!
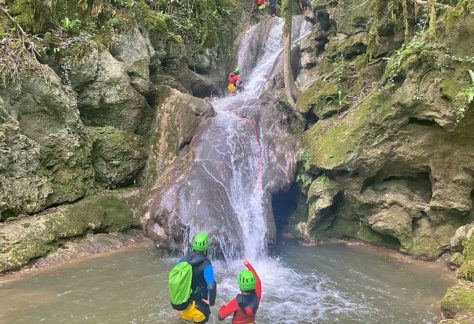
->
[243,259,249,266]
[202,299,210,305]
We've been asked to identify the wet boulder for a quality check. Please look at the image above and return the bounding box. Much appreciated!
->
[142,97,297,255]
[142,85,215,193]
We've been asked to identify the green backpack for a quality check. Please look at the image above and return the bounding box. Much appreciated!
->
[168,261,193,310]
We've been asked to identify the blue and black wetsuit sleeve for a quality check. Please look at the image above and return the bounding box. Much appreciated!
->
[204,264,217,306]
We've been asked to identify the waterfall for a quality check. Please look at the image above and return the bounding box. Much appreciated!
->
[144,16,311,261]
[209,16,312,259]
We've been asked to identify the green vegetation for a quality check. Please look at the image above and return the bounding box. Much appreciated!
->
[458,233,474,281]
[455,70,474,123]
[441,283,474,319]
[296,150,313,188]
[154,0,236,48]
[1,0,238,60]
[61,17,81,34]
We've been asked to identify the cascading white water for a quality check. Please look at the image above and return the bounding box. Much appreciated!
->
[209,16,311,259]
[209,18,310,258]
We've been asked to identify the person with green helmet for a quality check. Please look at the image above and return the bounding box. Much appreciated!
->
[228,67,243,94]
[217,259,262,324]
[178,232,217,324]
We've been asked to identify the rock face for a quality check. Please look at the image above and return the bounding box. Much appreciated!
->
[142,91,299,254]
[87,126,147,188]
[78,51,152,135]
[0,194,134,273]
[292,0,474,259]
[110,28,155,95]
[142,86,215,194]
[0,65,94,220]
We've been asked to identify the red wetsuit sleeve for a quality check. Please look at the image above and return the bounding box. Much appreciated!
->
[218,298,239,320]
[245,263,262,300]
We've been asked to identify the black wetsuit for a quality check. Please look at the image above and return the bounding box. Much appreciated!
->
[185,252,217,323]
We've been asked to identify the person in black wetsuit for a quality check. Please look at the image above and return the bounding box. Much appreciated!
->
[268,0,277,16]
[178,233,217,324]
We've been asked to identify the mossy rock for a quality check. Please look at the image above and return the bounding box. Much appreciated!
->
[462,232,474,259]
[303,94,371,170]
[314,216,399,247]
[296,80,340,118]
[0,194,133,273]
[451,252,466,267]
[87,126,147,188]
[458,260,474,281]
[329,0,371,35]
[441,283,474,320]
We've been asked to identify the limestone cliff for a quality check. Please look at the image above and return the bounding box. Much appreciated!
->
[292,0,474,320]
[0,0,253,272]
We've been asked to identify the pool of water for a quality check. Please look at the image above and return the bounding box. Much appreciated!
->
[0,241,453,324]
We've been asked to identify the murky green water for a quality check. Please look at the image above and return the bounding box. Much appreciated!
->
[0,241,453,324]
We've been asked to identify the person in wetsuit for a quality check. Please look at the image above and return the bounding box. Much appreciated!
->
[179,232,217,324]
[228,67,243,94]
[218,259,262,324]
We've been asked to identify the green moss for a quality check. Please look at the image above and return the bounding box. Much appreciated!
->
[68,195,133,232]
[303,91,376,169]
[451,252,465,267]
[444,0,473,30]
[458,260,474,281]
[296,80,339,114]
[315,217,399,247]
[458,234,474,281]
[134,0,167,32]
[0,194,133,272]
[442,283,474,319]
[462,232,474,258]
[307,175,331,199]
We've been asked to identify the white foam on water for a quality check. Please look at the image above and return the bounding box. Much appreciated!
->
[212,258,372,324]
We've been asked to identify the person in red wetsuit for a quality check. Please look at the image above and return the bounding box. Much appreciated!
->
[228,67,243,94]
[218,259,262,324]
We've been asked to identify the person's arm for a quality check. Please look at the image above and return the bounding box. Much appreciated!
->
[244,260,262,300]
[217,298,239,320]
[203,264,217,306]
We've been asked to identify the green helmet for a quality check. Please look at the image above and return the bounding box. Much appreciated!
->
[192,232,209,252]
[238,270,256,291]
[235,67,241,73]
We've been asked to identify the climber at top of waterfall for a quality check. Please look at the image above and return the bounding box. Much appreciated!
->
[256,0,277,17]
[217,259,262,324]
[228,67,243,94]
[298,0,309,13]
[268,0,277,17]
[178,233,217,324]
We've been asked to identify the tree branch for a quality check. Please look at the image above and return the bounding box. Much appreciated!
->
[410,0,452,10]
[1,7,27,39]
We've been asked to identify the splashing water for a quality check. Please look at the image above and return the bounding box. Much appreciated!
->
[208,16,311,259]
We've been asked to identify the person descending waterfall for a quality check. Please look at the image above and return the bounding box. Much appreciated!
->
[268,0,277,17]
[297,0,309,12]
[217,260,262,324]
[228,67,243,95]
[172,232,217,324]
